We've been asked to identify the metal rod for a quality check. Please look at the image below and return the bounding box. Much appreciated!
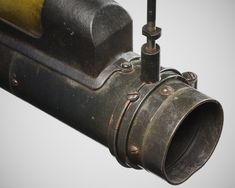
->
[141,0,160,83]
[146,0,157,49]
[146,38,156,49]
[147,0,156,25]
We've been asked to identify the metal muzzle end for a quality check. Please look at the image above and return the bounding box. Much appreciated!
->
[110,78,223,185]
[141,88,223,184]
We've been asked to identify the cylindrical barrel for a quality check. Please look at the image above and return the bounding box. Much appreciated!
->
[0,43,223,184]
[126,81,223,184]
[0,0,224,184]
[0,43,139,145]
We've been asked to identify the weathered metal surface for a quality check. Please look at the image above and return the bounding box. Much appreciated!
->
[126,81,223,184]
[141,0,161,83]
[182,71,198,89]
[0,44,223,184]
[0,0,224,185]
[41,0,133,77]
[141,43,160,83]
[0,0,133,78]
[0,45,140,145]
[0,29,138,90]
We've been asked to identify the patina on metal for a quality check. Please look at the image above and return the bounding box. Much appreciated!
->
[141,0,161,83]
[0,0,223,185]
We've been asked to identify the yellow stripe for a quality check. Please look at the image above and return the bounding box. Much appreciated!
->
[0,0,45,38]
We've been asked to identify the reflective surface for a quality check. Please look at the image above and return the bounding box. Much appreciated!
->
[0,0,44,37]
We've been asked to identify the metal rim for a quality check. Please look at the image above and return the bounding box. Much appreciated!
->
[162,99,224,185]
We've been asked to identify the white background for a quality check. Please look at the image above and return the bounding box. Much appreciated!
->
[0,0,234,187]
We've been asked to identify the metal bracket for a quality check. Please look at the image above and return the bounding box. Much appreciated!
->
[0,29,140,90]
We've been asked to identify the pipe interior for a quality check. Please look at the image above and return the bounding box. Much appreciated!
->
[164,101,223,185]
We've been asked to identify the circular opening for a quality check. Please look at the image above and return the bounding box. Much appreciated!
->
[164,101,223,185]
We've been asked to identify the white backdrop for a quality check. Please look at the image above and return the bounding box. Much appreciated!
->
[0,0,234,187]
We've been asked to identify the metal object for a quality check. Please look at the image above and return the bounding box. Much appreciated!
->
[160,85,175,96]
[0,0,223,185]
[182,71,198,89]
[121,62,133,73]
[0,0,44,37]
[127,92,140,102]
[11,78,18,87]
[141,0,161,83]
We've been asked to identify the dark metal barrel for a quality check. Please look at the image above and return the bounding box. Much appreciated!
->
[0,0,223,185]
[0,42,223,184]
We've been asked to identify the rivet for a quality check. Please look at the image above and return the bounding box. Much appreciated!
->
[127,92,140,102]
[130,146,139,155]
[160,86,174,96]
[11,78,18,87]
[182,72,197,81]
[121,62,133,73]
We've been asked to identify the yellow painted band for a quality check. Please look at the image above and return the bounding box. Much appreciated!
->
[0,0,45,38]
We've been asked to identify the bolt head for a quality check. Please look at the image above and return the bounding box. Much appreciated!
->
[121,62,133,73]
[127,92,140,102]
[130,146,139,155]
[11,78,18,87]
[121,62,131,68]
[160,86,174,96]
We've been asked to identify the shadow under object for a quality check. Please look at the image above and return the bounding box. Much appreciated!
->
[0,0,223,185]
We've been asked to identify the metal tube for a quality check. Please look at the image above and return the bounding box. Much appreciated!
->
[0,0,224,185]
[0,43,223,184]
[141,0,161,83]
